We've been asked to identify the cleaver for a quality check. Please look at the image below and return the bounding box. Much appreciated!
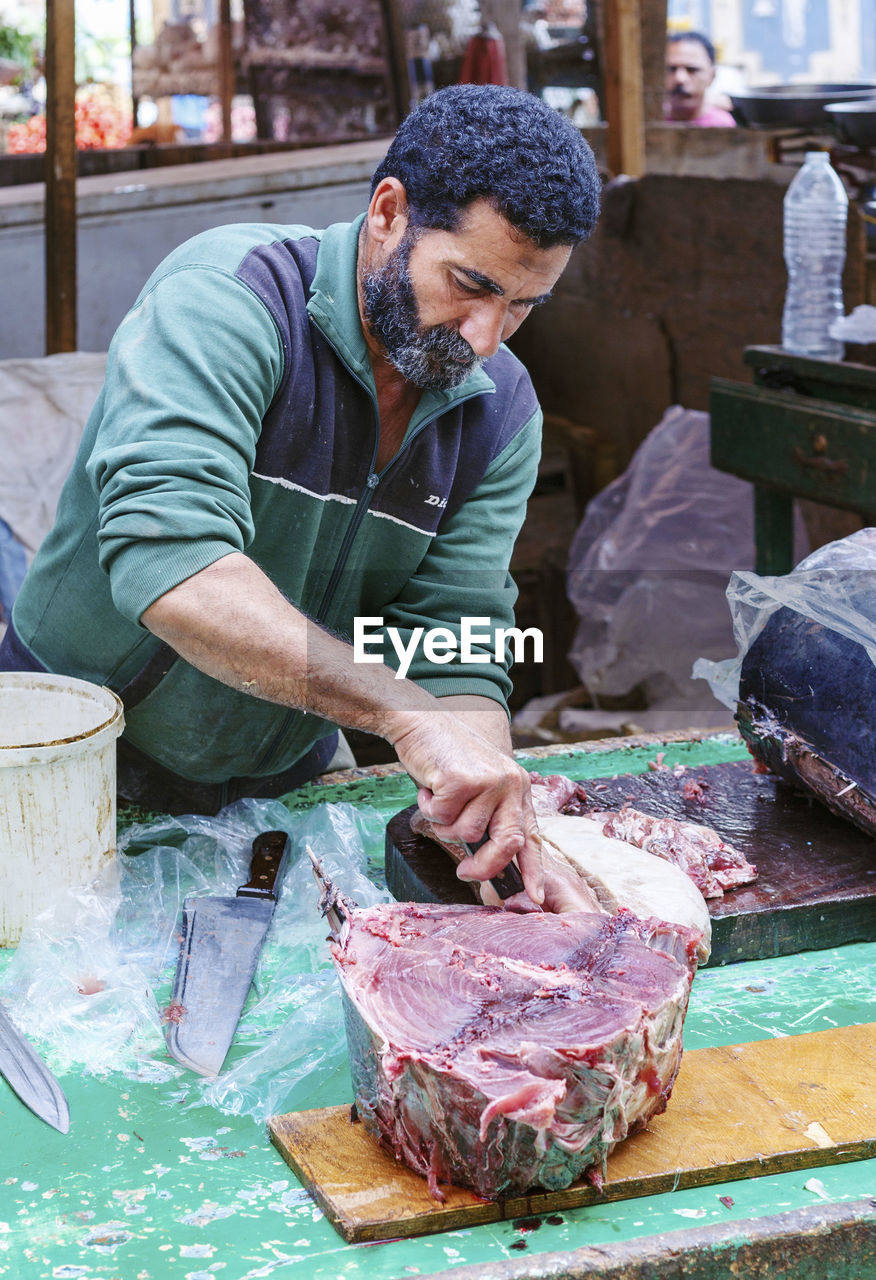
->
[165,829,291,1077]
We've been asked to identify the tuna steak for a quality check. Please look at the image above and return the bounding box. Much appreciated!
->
[330,900,700,1200]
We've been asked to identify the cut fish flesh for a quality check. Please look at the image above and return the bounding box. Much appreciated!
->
[331,898,700,1200]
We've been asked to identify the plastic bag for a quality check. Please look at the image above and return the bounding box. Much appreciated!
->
[0,352,106,558]
[693,527,876,710]
[0,798,392,1121]
[0,352,106,613]
[566,406,808,724]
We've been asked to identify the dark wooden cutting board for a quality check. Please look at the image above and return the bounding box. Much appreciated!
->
[385,760,876,967]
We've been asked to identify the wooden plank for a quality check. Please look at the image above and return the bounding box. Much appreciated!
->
[602,0,646,177]
[269,1023,876,1243]
[378,0,410,124]
[710,379,876,513]
[744,343,876,408]
[640,0,668,123]
[217,0,234,145]
[129,0,140,124]
[385,761,876,967]
[44,0,77,354]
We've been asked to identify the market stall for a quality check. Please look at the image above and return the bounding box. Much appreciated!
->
[2,7,876,1277]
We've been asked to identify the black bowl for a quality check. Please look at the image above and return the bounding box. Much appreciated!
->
[730,82,876,129]
[824,98,876,147]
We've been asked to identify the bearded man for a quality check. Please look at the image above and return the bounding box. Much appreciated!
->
[1,85,600,901]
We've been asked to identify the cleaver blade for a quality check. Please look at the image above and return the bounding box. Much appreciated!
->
[165,829,290,1078]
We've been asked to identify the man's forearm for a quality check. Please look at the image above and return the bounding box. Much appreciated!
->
[436,694,512,755]
[141,550,543,901]
[140,551,431,743]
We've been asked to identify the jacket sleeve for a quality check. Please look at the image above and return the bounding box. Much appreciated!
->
[379,407,542,709]
[85,264,285,624]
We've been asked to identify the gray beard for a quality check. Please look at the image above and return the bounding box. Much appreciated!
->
[361,232,484,392]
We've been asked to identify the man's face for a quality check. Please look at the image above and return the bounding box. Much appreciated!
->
[361,199,571,392]
[362,227,479,392]
[665,38,715,121]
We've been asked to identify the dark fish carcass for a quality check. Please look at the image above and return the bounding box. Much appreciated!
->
[737,530,876,837]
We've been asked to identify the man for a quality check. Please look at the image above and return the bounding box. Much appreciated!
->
[1,85,599,902]
[664,31,736,126]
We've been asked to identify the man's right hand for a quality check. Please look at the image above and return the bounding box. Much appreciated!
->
[389,707,544,905]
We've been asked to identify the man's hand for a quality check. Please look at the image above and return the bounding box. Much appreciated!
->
[390,704,544,905]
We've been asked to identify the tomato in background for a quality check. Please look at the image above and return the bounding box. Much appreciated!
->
[7,87,132,153]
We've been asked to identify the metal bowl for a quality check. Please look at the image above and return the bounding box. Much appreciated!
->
[730,82,876,129]
[824,98,876,147]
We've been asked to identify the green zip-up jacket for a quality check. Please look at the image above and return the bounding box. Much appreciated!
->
[12,217,542,783]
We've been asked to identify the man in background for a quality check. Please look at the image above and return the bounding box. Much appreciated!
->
[665,31,736,127]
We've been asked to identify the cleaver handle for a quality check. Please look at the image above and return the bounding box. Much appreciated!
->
[237,830,291,900]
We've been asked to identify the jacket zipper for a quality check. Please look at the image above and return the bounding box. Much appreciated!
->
[314,469,379,620]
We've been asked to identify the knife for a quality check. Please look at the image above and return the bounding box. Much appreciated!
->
[0,1001,70,1132]
[463,832,526,899]
[165,829,291,1077]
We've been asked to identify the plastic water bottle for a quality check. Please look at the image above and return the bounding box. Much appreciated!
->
[781,151,848,360]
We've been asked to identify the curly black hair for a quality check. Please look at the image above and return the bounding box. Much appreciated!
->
[370,85,601,249]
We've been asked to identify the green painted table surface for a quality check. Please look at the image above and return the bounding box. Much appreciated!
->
[2,733,875,1279]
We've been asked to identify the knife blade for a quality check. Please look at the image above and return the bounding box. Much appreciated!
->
[0,1001,70,1133]
[165,829,290,1078]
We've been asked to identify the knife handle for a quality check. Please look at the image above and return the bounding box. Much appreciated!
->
[237,830,290,900]
[489,861,526,899]
[464,833,526,900]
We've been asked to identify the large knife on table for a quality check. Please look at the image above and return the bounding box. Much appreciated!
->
[0,1001,69,1132]
[165,829,291,1077]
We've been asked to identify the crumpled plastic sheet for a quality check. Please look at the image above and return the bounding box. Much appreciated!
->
[566,405,808,718]
[0,352,107,558]
[693,527,876,710]
[0,798,392,1122]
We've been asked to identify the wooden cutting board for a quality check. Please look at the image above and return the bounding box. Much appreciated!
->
[270,1022,876,1243]
[385,760,876,967]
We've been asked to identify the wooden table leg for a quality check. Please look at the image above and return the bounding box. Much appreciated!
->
[44,0,77,354]
[754,486,794,576]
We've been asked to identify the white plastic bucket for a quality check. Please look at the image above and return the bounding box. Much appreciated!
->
[0,672,125,947]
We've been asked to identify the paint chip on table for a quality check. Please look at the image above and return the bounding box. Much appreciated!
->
[180,1203,236,1227]
[805,1121,834,1148]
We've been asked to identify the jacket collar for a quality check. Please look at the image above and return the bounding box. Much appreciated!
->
[307,215,496,417]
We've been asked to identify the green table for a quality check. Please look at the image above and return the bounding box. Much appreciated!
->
[710,345,876,575]
[1,733,874,1280]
